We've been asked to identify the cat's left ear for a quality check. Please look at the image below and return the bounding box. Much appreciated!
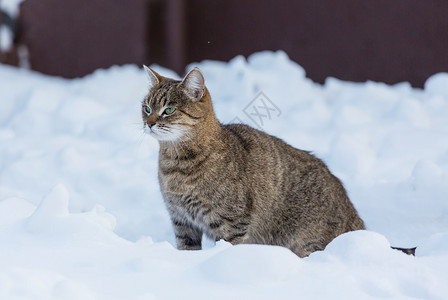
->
[180,68,205,101]
[144,65,162,88]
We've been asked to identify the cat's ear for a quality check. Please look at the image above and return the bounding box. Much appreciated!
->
[180,68,205,100]
[144,65,162,88]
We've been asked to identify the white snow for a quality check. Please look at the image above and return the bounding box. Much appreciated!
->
[1,51,448,299]
[0,25,13,51]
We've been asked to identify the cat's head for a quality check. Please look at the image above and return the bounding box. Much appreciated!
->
[142,66,212,142]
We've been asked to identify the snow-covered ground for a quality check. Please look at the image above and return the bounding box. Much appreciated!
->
[1,51,447,299]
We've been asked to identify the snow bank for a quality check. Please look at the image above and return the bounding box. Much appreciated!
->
[1,51,448,299]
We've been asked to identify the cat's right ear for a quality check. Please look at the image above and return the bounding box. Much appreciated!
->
[144,65,162,88]
[180,68,205,101]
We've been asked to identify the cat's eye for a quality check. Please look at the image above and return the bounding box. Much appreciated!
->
[145,105,151,114]
[164,107,175,115]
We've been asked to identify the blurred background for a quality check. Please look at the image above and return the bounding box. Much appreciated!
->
[1,0,447,87]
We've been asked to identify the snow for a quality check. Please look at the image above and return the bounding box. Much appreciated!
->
[0,25,13,51]
[1,51,448,299]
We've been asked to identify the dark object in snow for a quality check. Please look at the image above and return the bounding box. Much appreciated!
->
[391,246,417,256]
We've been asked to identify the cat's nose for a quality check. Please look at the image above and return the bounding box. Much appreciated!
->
[147,121,156,128]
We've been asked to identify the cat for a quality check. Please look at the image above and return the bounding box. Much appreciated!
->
[141,66,365,257]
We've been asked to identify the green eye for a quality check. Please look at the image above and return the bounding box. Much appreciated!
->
[145,105,151,114]
[165,107,175,115]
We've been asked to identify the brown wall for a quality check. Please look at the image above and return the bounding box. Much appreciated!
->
[185,0,448,87]
[18,0,149,78]
[1,0,447,87]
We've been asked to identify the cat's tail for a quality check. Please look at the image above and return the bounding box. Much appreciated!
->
[391,246,417,256]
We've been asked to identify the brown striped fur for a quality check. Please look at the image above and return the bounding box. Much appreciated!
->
[142,66,365,257]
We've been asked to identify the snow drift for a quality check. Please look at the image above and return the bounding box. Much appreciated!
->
[0,51,447,299]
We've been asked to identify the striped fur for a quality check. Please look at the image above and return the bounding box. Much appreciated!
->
[142,67,365,257]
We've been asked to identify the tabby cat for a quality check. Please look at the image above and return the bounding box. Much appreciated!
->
[142,66,365,257]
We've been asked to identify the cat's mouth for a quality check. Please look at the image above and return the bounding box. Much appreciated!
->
[144,123,189,142]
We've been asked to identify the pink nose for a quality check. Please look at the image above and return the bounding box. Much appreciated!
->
[147,121,156,128]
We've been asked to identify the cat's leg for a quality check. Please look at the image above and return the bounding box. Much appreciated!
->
[201,212,250,245]
[215,221,250,245]
[223,227,249,245]
[292,240,325,257]
[172,219,202,250]
[288,232,326,258]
